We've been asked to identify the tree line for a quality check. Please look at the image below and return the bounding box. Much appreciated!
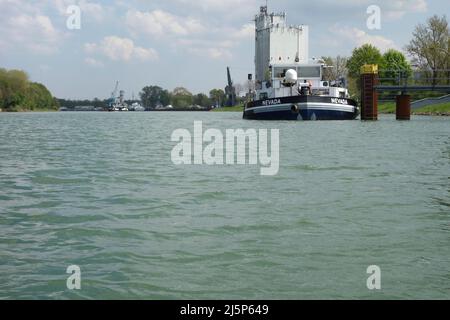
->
[57,87,243,111]
[0,68,58,112]
[322,15,449,101]
[139,86,246,109]
[56,98,109,109]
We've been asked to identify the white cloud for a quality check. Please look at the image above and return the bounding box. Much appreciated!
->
[84,57,104,67]
[305,0,427,22]
[386,0,427,13]
[174,0,258,15]
[0,0,66,54]
[186,47,233,60]
[384,0,428,20]
[330,25,399,52]
[124,8,253,60]
[1,13,62,54]
[126,9,206,38]
[84,36,159,62]
[206,48,233,59]
[174,33,243,60]
[230,23,254,39]
[176,38,233,49]
[79,1,104,21]
[133,46,159,61]
[308,0,427,12]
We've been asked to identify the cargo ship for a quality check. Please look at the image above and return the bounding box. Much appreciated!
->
[243,6,359,120]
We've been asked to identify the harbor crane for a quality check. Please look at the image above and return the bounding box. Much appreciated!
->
[107,81,120,110]
[110,81,119,105]
[225,67,237,107]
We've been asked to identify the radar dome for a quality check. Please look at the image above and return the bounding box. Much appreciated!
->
[285,69,298,84]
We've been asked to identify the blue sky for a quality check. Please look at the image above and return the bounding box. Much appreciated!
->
[0,0,448,99]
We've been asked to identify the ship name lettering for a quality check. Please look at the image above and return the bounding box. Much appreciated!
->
[331,98,348,105]
[263,99,281,106]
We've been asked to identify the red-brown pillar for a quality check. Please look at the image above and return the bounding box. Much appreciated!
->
[396,94,411,120]
[360,65,379,121]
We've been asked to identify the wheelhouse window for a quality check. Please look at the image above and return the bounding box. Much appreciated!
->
[273,66,321,79]
[273,67,286,79]
[298,66,321,78]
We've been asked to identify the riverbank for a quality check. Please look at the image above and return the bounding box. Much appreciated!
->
[1,106,58,112]
[2,103,449,116]
[211,105,244,112]
[210,103,450,116]
[379,102,450,116]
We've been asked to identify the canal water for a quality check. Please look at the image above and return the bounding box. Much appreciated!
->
[0,112,448,299]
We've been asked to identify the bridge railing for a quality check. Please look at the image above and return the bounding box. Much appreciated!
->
[377,69,450,87]
[375,70,450,93]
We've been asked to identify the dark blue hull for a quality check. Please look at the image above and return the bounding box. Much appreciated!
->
[244,108,358,120]
[243,95,359,121]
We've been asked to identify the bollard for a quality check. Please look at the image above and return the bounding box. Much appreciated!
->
[396,94,411,120]
[360,65,379,121]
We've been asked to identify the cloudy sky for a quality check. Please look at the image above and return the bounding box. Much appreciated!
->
[0,0,447,99]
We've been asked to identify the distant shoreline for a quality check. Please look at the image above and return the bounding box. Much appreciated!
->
[1,108,449,116]
[0,108,58,113]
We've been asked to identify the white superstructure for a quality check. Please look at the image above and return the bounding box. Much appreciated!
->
[253,6,349,101]
[255,6,309,83]
[244,6,358,121]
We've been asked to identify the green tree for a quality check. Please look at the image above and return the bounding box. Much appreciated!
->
[193,93,211,107]
[0,85,3,109]
[406,15,449,85]
[346,44,383,100]
[140,85,170,109]
[53,97,60,109]
[447,37,450,84]
[160,90,171,107]
[347,44,383,79]
[0,68,57,111]
[380,49,413,85]
[171,87,193,109]
[209,89,226,107]
[0,68,29,109]
[34,83,54,109]
[321,55,349,83]
[92,98,106,109]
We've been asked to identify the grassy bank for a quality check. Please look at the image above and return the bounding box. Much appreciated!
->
[379,102,450,115]
[211,105,244,112]
[378,102,396,114]
[413,103,450,115]
[1,106,58,112]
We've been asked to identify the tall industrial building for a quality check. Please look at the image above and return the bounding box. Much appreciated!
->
[254,6,309,84]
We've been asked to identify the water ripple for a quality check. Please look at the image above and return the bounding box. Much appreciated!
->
[0,113,449,299]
